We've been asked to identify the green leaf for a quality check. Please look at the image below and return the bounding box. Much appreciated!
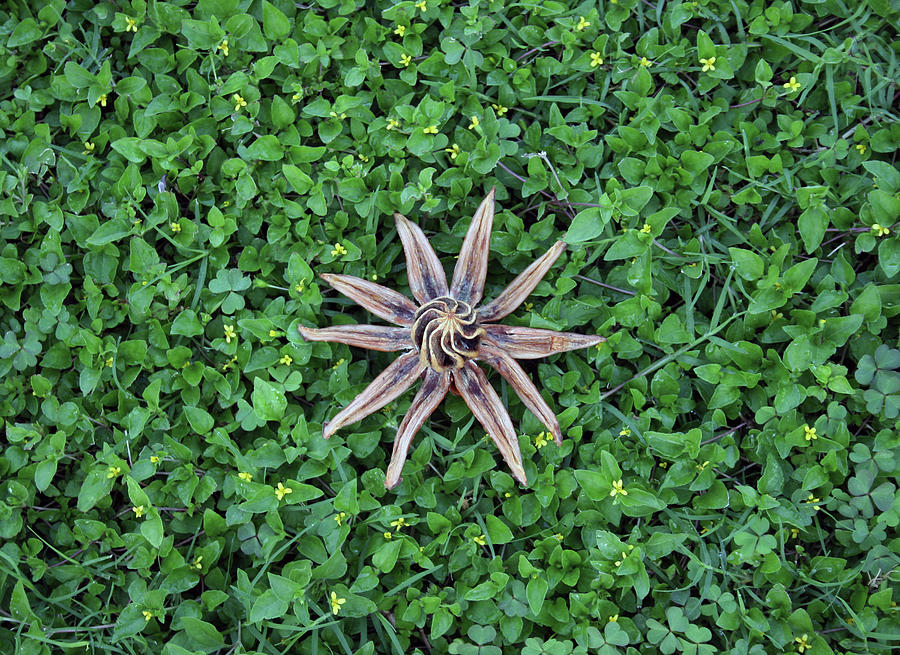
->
[798,205,828,253]
[565,206,610,244]
[729,247,765,280]
[485,514,513,544]
[283,164,314,194]
[250,589,289,622]
[184,406,214,434]
[574,469,609,501]
[180,617,225,652]
[262,1,292,40]
[77,467,114,512]
[141,513,163,548]
[252,378,287,421]
[681,150,715,174]
[243,135,284,161]
[111,138,147,163]
[87,218,132,246]
[8,18,42,47]
[526,575,548,615]
[64,61,95,87]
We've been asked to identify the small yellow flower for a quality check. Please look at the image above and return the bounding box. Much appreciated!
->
[330,591,346,615]
[232,93,247,111]
[387,117,401,130]
[818,318,826,326]
[554,533,563,541]
[124,17,138,32]
[803,424,818,441]
[400,53,412,67]
[610,479,628,497]
[806,493,821,510]
[370,273,378,281]
[523,301,534,311]
[217,39,229,56]
[192,555,203,570]
[639,57,652,68]
[590,52,604,68]
[334,512,347,526]
[82,141,95,154]
[697,460,709,471]
[268,329,280,338]
[170,221,181,233]
[107,466,121,479]
[424,125,438,134]
[790,527,800,539]
[223,200,231,207]
[415,0,427,10]
[394,25,406,37]
[491,103,508,116]
[358,154,369,162]
[150,455,160,464]
[223,324,236,344]
[575,16,590,31]
[295,282,305,293]
[238,471,252,481]
[331,243,348,257]
[383,531,392,539]
[614,551,627,566]
[333,357,346,369]
[699,57,716,72]
[534,431,548,449]
[390,517,408,530]
[105,357,114,368]
[142,610,154,621]
[473,534,486,546]
[98,93,108,107]
[640,223,652,234]
[856,144,866,155]
[872,223,890,237]
[275,482,293,501]
[468,116,480,129]
[504,492,512,498]
[222,355,238,371]
[608,614,619,623]
[131,505,145,518]
[783,76,801,92]
[771,310,783,321]
[619,428,631,437]
[445,143,461,159]
[794,633,811,653]
[279,354,293,366]
[329,111,347,119]
[658,460,667,468]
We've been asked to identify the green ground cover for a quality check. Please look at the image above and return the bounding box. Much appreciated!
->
[1,0,899,653]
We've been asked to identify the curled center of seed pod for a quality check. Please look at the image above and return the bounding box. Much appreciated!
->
[411,296,486,372]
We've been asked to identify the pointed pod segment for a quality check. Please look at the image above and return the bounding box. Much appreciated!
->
[483,324,605,359]
[385,369,451,489]
[478,338,563,445]
[450,187,496,306]
[477,241,567,322]
[453,360,527,486]
[320,273,418,326]
[298,325,412,352]
[322,351,424,439]
[394,212,449,303]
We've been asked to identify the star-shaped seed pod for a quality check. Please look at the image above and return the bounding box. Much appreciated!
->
[299,188,604,488]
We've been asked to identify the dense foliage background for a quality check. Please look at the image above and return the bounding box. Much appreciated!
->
[1,0,899,653]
